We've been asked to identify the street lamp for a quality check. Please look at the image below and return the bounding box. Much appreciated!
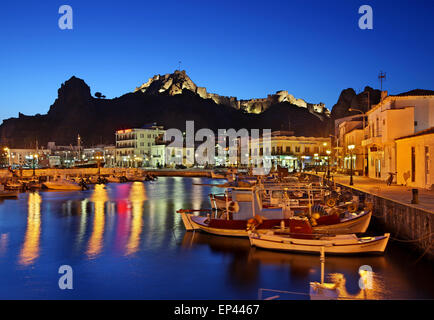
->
[32,154,38,176]
[314,153,319,174]
[326,149,331,180]
[348,144,355,185]
[3,147,10,167]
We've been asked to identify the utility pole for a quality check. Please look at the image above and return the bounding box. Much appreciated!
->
[378,71,386,91]
[178,61,182,71]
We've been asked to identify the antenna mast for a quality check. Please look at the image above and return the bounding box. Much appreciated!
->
[378,71,386,91]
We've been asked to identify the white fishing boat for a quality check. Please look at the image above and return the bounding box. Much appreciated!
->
[5,181,22,190]
[0,189,19,198]
[42,179,83,191]
[248,218,390,255]
[211,170,227,179]
[181,186,372,237]
[106,175,121,183]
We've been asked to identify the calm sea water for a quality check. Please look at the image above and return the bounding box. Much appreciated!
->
[0,177,433,300]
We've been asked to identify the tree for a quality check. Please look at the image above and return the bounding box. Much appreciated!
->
[95,92,104,99]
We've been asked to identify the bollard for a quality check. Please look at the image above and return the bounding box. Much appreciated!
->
[411,188,419,204]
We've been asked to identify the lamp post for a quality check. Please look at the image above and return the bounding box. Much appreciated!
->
[3,147,10,167]
[314,153,319,174]
[349,108,366,176]
[326,149,331,180]
[32,154,38,177]
[348,144,355,185]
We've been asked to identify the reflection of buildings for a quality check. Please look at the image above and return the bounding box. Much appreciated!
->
[19,192,42,265]
[87,185,108,258]
[126,182,146,255]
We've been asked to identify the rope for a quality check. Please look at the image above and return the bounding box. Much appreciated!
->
[413,241,433,265]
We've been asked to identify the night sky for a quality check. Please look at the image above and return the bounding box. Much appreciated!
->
[1,0,433,121]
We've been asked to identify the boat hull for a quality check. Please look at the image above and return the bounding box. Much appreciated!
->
[42,182,82,191]
[249,232,390,255]
[0,191,19,198]
[181,211,372,237]
[314,211,372,234]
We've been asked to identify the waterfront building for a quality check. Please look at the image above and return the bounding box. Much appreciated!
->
[249,131,331,171]
[115,124,165,167]
[362,91,434,180]
[103,145,116,167]
[341,123,365,175]
[395,127,434,189]
[6,149,49,168]
[336,115,366,174]
[151,143,194,168]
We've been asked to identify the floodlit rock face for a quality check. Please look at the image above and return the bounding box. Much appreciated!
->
[135,70,329,118]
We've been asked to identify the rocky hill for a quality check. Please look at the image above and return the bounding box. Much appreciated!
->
[0,75,330,148]
[135,70,329,119]
[330,86,382,119]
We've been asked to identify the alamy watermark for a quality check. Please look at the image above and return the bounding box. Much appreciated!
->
[163,121,272,175]
[359,5,373,30]
[58,5,73,30]
[58,265,73,289]
[358,265,373,290]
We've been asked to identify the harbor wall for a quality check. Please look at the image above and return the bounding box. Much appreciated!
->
[338,184,434,261]
[0,168,212,179]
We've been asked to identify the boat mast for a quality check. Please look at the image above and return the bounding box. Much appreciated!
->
[77,134,81,162]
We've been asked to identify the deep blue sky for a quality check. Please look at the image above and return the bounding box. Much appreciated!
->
[1,0,433,122]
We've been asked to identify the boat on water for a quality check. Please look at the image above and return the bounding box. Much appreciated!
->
[5,181,23,190]
[0,189,19,198]
[42,178,84,191]
[211,170,227,179]
[248,217,390,255]
[179,186,372,237]
[106,175,121,183]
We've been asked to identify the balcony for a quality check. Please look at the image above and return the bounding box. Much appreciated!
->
[362,136,382,147]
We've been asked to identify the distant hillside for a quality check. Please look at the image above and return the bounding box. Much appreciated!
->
[0,76,330,148]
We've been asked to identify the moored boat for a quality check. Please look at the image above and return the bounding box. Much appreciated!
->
[0,190,19,198]
[42,179,83,191]
[180,185,371,237]
[248,217,390,255]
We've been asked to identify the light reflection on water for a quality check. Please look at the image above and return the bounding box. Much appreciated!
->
[0,177,433,299]
[18,192,41,266]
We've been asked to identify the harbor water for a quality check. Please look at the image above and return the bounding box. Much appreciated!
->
[0,177,433,299]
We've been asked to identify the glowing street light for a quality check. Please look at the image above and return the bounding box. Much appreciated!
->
[326,149,331,180]
[348,144,355,185]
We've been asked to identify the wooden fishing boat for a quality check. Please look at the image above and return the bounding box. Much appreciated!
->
[0,190,19,198]
[248,217,389,255]
[181,186,372,237]
[211,170,227,179]
[180,209,372,237]
[42,179,83,191]
[5,182,23,190]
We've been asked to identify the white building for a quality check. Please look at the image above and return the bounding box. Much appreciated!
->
[362,91,434,180]
[151,143,194,168]
[115,124,165,167]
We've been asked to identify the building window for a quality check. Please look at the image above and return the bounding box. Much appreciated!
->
[286,146,291,153]
[305,147,310,154]
[295,146,300,153]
